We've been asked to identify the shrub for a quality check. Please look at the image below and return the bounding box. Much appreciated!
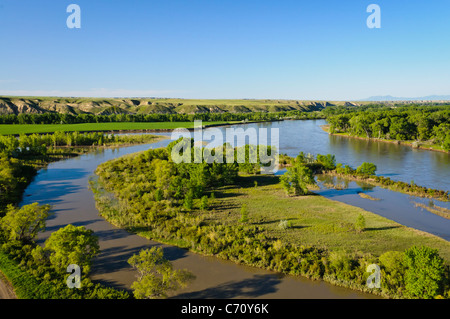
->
[278,220,292,230]
[355,214,366,232]
[200,196,209,210]
[379,251,404,273]
[239,204,249,223]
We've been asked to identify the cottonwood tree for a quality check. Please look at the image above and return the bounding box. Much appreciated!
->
[44,224,100,276]
[128,247,194,299]
[403,246,445,299]
[0,203,51,244]
[280,163,316,196]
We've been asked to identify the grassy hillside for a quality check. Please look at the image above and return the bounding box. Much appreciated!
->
[0,96,356,116]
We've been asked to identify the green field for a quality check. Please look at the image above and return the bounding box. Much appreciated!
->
[0,121,234,135]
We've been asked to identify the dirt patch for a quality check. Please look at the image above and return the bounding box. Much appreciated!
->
[0,272,16,299]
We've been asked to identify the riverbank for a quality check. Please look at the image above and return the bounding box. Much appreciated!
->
[321,125,450,154]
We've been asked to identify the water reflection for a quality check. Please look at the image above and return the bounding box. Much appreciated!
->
[314,177,450,241]
[218,120,449,192]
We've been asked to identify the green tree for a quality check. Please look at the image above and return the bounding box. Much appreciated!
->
[348,113,374,138]
[379,251,405,293]
[128,247,194,299]
[152,159,176,198]
[433,123,450,151]
[403,246,445,299]
[0,203,51,244]
[328,114,351,133]
[316,154,336,171]
[356,162,377,176]
[336,163,355,175]
[280,163,316,196]
[371,118,390,139]
[389,116,416,140]
[278,220,292,230]
[44,224,100,275]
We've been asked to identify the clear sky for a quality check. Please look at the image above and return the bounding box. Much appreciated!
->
[1,0,450,100]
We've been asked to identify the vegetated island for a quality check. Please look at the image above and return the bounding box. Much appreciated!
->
[90,140,450,299]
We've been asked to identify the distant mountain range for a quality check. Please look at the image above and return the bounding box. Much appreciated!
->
[360,95,450,101]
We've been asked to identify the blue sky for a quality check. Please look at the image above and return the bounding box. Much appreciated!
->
[1,0,449,100]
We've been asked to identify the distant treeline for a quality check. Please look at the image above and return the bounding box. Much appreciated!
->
[322,103,450,116]
[0,131,158,159]
[326,105,450,151]
[0,110,324,125]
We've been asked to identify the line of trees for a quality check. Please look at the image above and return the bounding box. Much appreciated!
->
[0,110,324,125]
[0,131,158,159]
[327,105,450,150]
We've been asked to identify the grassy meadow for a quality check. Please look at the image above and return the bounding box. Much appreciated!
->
[203,174,450,263]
